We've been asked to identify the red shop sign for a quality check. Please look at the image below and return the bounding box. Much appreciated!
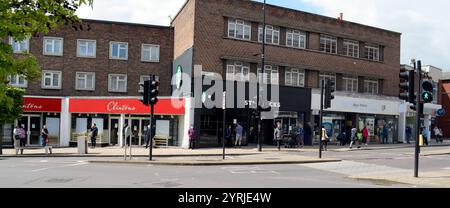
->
[23,97,62,112]
[69,98,185,115]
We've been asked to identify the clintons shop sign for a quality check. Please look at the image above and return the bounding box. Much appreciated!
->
[69,98,185,115]
[22,98,62,112]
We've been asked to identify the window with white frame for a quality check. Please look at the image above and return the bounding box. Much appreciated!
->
[319,72,336,90]
[43,37,63,56]
[108,74,127,92]
[258,25,280,45]
[42,70,62,89]
[320,35,337,54]
[364,79,379,95]
[7,75,28,88]
[365,45,380,61]
[286,30,306,49]
[141,44,160,62]
[343,77,358,92]
[77,39,96,58]
[75,72,95,91]
[285,68,305,87]
[228,19,252,40]
[226,61,250,82]
[258,65,279,85]
[110,42,128,60]
[138,75,159,92]
[343,40,359,58]
[9,37,29,53]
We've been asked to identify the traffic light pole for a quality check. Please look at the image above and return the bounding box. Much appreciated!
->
[149,103,154,161]
[256,0,266,152]
[222,92,226,160]
[414,61,422,178]
[319,80,324,159]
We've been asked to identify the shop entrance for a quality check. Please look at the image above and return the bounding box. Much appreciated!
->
[19,115,41,146]
[110,117,151,146]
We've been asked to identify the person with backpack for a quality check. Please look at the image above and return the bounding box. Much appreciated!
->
[349,127,360,149]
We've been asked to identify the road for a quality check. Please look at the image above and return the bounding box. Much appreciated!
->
[0,146,448,188]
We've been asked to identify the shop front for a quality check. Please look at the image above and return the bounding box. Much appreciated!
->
[68,98,185,147]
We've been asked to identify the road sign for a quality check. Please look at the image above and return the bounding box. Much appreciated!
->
[437,108,446,117]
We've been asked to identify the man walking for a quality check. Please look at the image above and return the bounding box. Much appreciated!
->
[188,125,196,149]
[274,122,283,151]
[90,123,98,149]
[382,126,389,144]
[235,123,244,148]
[349,127,360,149]
[405,126,412,144]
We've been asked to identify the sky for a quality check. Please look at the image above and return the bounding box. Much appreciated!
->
[76,0,450,71]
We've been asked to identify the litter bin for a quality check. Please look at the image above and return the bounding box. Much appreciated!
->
[77,136,88,154]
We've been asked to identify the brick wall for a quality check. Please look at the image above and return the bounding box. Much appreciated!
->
[172,0,196,60]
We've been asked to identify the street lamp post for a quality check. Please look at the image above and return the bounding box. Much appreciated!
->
[414,60,422,178]
[257,0,266,152]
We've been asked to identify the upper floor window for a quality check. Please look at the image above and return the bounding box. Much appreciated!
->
[286,30,306,49]
[258,25,280,45]
[319,72,336,90]
[365,44,380,61]
[139,75,160,93]
[108,74,127,92]
[364,79,379,95]
[343,76,358,93]
[9,37,29,53]
[258,65,279,85]
[226,61,250,82]
[285,68,305,87]
[43,37,63,56]
[228,19,251,40]
[110,42,128,60]
[320,35,337,54]
[7,75,27,88]
[343,40,359,58]
[42,70,62,89]
[77,39,96,58]
[75,72,95,91]
[141,44,160,62]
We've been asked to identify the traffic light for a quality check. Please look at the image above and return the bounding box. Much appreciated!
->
[324,79,335,109]
[139,80,151,106]
[149,78,159,105]
[399,70,417,110]
[421,79,434,103]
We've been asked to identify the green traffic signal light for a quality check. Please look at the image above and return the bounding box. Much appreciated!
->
[421,80,434,103]
[421,91,433,103]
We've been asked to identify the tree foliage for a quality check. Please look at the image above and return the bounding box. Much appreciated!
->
[0,87,24,123]
[0,0,93,118]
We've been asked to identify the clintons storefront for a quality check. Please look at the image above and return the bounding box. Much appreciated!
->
[68,97,186,147]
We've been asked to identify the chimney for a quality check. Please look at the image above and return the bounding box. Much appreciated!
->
[338,13,343,20]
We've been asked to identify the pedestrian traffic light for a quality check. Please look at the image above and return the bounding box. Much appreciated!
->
[421,79,434,103]
[149,77,159,105]
[399,70,417,110]
[139,80,151,106]
[324,79,335,109]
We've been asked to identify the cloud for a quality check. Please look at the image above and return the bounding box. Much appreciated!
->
[76,0,186,26]
[299,0,450,71]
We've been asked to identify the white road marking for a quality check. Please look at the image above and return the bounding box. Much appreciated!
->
[32,168,50,172]
[443,167,450,170]
[40,160,48,163]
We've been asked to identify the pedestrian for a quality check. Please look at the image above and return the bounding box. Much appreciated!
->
[145,124,151,149]
[225,125,233,147]
[90,123,98,149]
[188,125,196,149]
[349,127,360,149]
[304,122,312,146]
[382,126,389,144]
[274,122,283,150]
[235,123,244,148]
[321,126,328,151]
[362,126,369,146]
[439,128,444,144]
[13,125,21,155]
[248,126,255,143]
[422,127,429,146]
[433,126,440,144]
[123,123,131,147]
[296,124,305,148]
[41,125,49,147]
[405,126,412,144]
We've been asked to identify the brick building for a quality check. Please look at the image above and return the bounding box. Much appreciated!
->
[172,0,402,147]
[2,19,185,147]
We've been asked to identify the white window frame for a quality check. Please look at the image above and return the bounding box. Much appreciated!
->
[258,65,279,85]
[319,72,337,90]
[109,42,128,60]
[343,77,358,92]
[258,25,280,45]
[9,37,29,53]
[286,30,306,49]
[285,68,305,87]
[228,19,252,40]
[320,35,337,54]
[343,39,360,58]
[75,72,96,91]
[7,75,28,88]
[364,79,379,95]
[43,37,63,56]
[77,39,96,58]
[141,44,160,62]
[365,45,380,61]
[226,61,250,82]
[108,74,127,93]
[41,70,62,89]
[139,75,151,93]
